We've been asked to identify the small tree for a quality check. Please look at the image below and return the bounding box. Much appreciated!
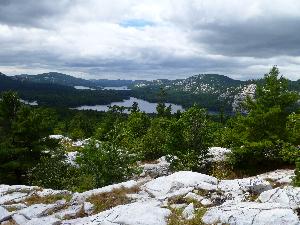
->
[0,91,57,184]
[229,67,300,172]
[166,105,213,172]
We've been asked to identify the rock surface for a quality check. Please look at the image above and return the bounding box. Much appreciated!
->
[0,168,298,225]
[202,202,300,225]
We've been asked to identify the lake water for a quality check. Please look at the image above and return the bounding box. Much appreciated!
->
[103,86,131,90]
[73,97,184,114]
[74,86,96,90]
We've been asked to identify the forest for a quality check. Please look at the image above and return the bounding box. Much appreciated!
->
[0,67,299,192]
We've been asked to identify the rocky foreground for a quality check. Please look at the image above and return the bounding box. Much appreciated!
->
[0,155,299,225]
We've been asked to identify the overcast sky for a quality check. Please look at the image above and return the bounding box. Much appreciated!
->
[1,0,300,80]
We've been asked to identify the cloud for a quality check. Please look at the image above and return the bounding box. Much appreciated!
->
[0,0,299,80]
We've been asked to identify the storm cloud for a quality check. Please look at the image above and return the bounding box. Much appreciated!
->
[0,0,300,80]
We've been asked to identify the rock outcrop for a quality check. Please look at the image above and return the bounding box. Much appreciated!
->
[0,163,297,225]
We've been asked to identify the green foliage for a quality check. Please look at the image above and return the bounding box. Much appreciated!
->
[77,140,139,188]
[29,149,83,191]
[227,67,300,172]
[0,91,58,184]
[139,117,172,160]
[294,159,300,187]
[166,105,213,172]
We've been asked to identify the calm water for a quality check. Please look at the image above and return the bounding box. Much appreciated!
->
[74,86,96,90]
[73,97,184,114]
[103,86,131,90]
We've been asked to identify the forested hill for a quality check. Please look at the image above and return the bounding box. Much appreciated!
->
[13,72,136,88]
[130,74,300,112]
[5,71,300,112]
[0,73,132,107]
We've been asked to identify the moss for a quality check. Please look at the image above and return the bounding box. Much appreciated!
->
[87,186,140,214]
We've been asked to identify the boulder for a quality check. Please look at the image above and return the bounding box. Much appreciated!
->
[0,206,11,223]
[203,202,300,225]
[182,203,195,220]
[143,171,218,199]
[258,186,300,209]
[61,201,171,225]
[140,156,171,178]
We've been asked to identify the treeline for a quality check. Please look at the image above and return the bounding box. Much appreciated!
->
[0,67,299,191]
[0,73,132,107]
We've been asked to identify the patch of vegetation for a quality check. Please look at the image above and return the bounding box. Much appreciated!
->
[294,159,300,187]
[167,207,207,225]
[24,193,72,206]
[87,186,140,214]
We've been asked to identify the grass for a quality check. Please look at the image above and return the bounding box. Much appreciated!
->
[87,185,140,214]
[167,207,207,225]
[24,193,72,206]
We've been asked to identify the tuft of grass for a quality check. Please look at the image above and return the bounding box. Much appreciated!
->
[87,186,140,214]
[167,207,207,225]
[24,193,72,206]
[210,162,238,180]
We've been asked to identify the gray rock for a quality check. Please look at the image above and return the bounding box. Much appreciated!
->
[258,186,300,209]
[203,202,300,225]
[0,206,11,223]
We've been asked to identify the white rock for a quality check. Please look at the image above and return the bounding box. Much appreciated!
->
[201,198,212,206]
[208,147,231,162]
[62,201,170,225]
[0,192,28,204]
[140,156,171,178]
[182,203,195,220]
[143,171,218,199]
[203,202,300,225]
[25,216,61,225]
[49,134,65,140]
[83,202,94,215]
[3,203,27,211]
[72,180,139,203]
[257,169,295,185]
[218,177,272,194]
[184,192,204,202]
[54,205,83,220]
[12,214,29,224]
[258,186,300,209]
[0,206,11,223]
[35,189,71,198]
[17,201,65,219]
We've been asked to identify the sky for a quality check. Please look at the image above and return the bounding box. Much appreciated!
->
[1,0,300,80]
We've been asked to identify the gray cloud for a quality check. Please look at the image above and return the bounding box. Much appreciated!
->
[193,18,300,58]
[0,0,73,27]
[0,0,299,80]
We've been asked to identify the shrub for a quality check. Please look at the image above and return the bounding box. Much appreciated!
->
[77,140,139,188]
[28,149,82,191]
[166,106,213,172]
[294,159,300,187]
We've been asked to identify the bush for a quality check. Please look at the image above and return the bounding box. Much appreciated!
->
[166,106,213,172]
[139,117,172,160]
[77,140,139,188]
[294,159,300,187]
[28,149,83,191]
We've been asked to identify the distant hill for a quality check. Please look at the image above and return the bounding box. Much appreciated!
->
[131,74,300,112]
[13,72,136,88]
[5,71,300,112]
[0,73,132,107]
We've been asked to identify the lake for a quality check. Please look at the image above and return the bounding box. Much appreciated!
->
[74,86,96,90]
[103,86,131,90]
[73,97,184,114]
